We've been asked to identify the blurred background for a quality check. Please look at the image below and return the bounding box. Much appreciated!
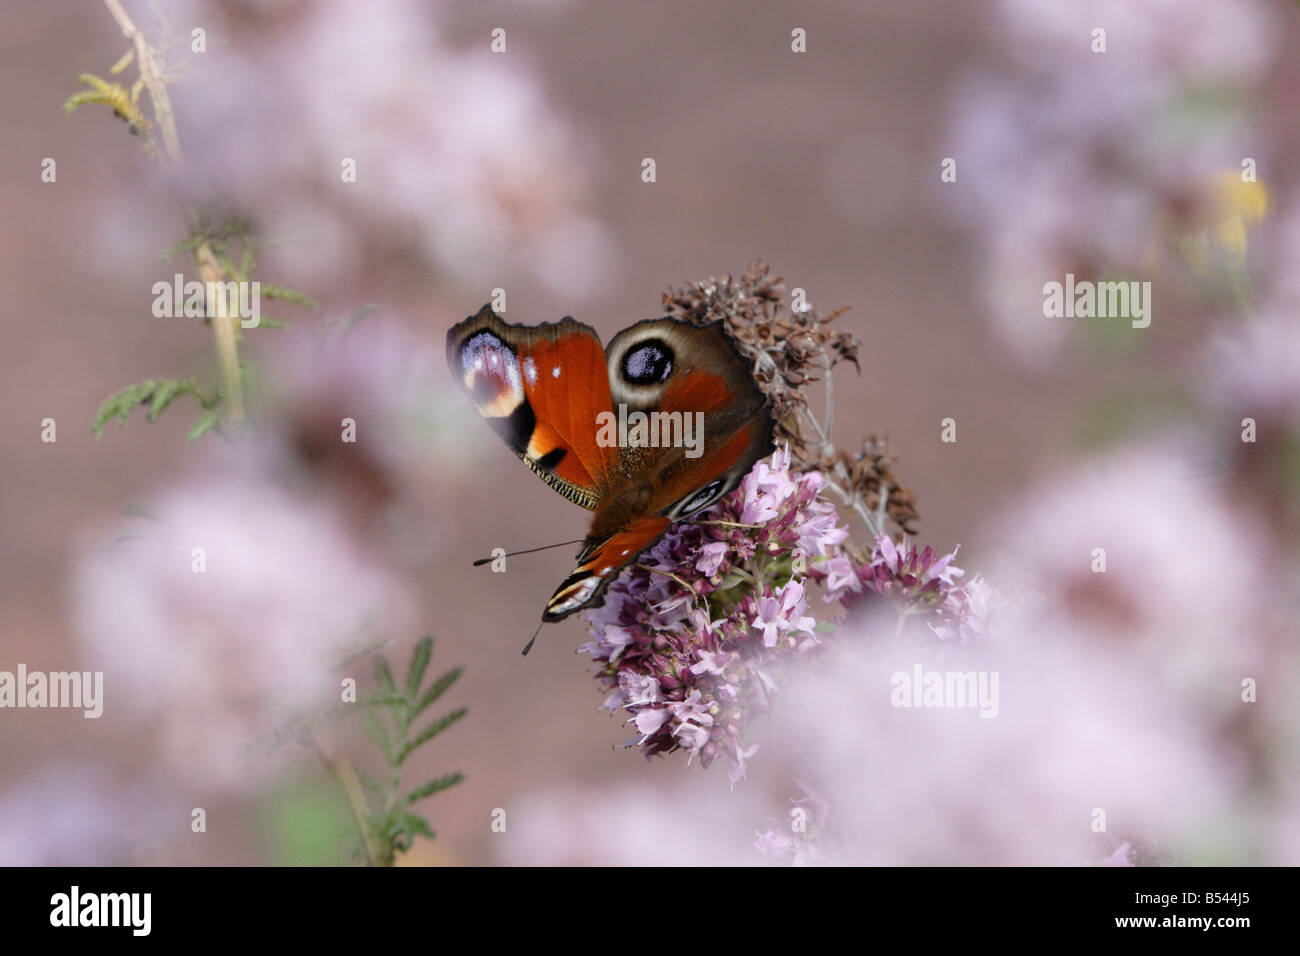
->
[1,0,1298,865]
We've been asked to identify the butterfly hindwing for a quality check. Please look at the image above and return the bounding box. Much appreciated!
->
[542,516,671,620]
[604,318,775,521]
[540,319,775,620]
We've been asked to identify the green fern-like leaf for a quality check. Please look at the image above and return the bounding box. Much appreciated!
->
[398,708,467,763]
[185,409,220,441]
[358,693,410,709]
[92,379,157,436]
[393,812,434,841]
[260,283,318,310]
[411,667,462,719]
[351,637,465,865]
[401,773,463,807]
[405,637,433,698]
[239,242,256,281]
[356,769,386,801]
[361,709,392,763]
[159,235,201,262]
[374,655,397,698]
[147,377,197,422]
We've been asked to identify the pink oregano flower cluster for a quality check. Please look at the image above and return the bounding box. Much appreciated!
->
[821,532,1002,646]
[580,447,999,783]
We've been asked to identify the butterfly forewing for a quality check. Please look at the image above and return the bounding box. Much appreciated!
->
[446,305,617,510]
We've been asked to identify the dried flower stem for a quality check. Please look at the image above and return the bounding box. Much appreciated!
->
[100,0,181,162]
[751,343,884,538]
[196,241,245,422]
[303,729,378,867]
[663,262,918,538]
[98,0,245,423]
[635,564,699,595]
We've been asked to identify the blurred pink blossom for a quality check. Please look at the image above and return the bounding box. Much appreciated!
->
[1205,196,1300,425]
[753,621,1241,865]
[984,441,1277,720]
[491,781,770,866]
[0,763,172,865]
[943,0,1277,362]
[72,443,415,791]
[102,0,616,295]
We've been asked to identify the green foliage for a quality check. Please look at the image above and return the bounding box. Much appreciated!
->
[355,637,466,865]
[92,377,215,437]
[185,409,220,441]
[261,283,318,310]
[91,215,320,441]
[148,378,193,420]
[160,215,257,264]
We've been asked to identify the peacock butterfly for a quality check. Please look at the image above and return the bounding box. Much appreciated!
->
[446,304,774,633]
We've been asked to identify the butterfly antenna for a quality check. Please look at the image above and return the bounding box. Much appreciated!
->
[472,539,585,567]
[521,620,545,656]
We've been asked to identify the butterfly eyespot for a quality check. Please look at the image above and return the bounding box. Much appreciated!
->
[620,339,674,385]
[460,330,522,410]
[669,477,727,519]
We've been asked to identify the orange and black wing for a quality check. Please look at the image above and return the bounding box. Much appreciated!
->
[541,516,672,620]
[446,304,617,510]
[606,317,775,523]
[540,318,775,621]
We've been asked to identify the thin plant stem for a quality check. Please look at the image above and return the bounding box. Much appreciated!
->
[635,563,699,596]
[100,0,181,162]
[196,240,245,421]
[303,729,377,867]
[98,0,246,424]
[746,341,885,538]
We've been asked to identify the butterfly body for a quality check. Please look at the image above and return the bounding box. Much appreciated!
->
[447,305,774,621]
